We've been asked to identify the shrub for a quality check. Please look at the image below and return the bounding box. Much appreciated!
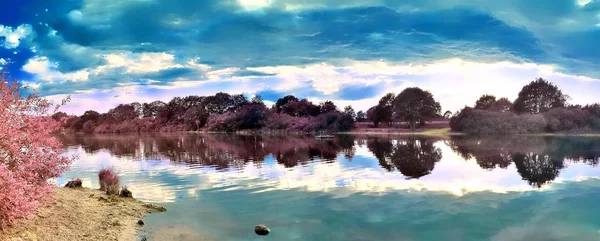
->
[543,107,590,132]
[0,72,74,228]
[308,112,355,132]
[450,108,546,135]
[98,168,120,195]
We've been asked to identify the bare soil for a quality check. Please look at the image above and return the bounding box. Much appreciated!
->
[0,187,165,241]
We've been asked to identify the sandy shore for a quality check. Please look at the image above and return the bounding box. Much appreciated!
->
[0,187,165,241]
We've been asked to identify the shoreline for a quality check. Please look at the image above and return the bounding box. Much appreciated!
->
[58,128,600,138]
[0,187,165,241]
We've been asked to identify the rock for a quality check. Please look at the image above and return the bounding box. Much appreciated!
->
[120,188,133,198]
[141,237,147,241]
[64,180,83,188]
[254,225,270,236]
[137,220,145,226]
[143,203,167,212]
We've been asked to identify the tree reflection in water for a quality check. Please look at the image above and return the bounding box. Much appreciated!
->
[57,133,356,170]
[57,134,600,188]
[448,136,600,188]
[367,137,442,179]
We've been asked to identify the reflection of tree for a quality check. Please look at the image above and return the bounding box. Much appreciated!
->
[512,153,564,188]
[446,136,600,188]
[57,134,355,169]
[367,137,442,179]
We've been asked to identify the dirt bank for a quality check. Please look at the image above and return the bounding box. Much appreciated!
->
[0,187,165,241]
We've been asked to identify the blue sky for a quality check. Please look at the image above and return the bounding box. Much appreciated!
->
[2,0,600,114]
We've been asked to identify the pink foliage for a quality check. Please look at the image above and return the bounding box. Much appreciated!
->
[0,72,74,228]
[98,167,118,192]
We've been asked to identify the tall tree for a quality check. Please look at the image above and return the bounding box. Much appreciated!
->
[356,111,367,122]
[393,88,441,130]
[343,105,356,120]
[474,95,497,110]
[474,95,512,112]
[368,93,395,127]
[319,100,338,114]
[275,95,299,113]
[513,78,568,114]
[443,110,453,119]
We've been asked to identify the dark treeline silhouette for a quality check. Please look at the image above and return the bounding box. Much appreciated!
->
[447,136,600,187]
[450,78,600,135]
[53,93,355,133]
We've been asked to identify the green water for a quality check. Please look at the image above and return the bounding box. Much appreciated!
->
[56,134,600,240]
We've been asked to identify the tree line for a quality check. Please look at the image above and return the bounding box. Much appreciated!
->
[54,93,357,133]
[54,77,600,135]
[450,78,600,135]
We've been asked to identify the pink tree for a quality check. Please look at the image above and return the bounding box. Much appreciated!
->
[0,72,75,228]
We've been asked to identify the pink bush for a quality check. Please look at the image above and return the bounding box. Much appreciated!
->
[98,168,120,195]
[98,168,116,191]
[0,72,74,228]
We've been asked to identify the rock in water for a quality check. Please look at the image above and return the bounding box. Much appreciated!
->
[137,220,145,226]
[64,180,82,188]
[255,225,270,236]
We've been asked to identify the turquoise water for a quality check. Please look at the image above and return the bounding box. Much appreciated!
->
[56,134,600,241]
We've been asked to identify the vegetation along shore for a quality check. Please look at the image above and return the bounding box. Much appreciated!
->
[53,77,600,136]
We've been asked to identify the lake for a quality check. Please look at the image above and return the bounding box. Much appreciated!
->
[56,133,600,241]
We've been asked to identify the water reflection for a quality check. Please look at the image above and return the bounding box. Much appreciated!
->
[56,134,600,241]
[57,134,600,190]
[367,137,442,179]
[58,134,356,169]
[448,137,600,187]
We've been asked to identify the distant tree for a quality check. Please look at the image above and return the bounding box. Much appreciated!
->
[319,100,338,114]
[51,111,69,121]
[81,110,101,123]
[443,110,452,119]
[183,106,209,130]
[492,98,512,112]
[283,99,320,117]
[251,95,264,104]
[513,78,568,114]
[367,93,395,127]
[231,94,249,111]
[142,101,166,118]
[393,88,441,130]
[474,95,512,112]
[474,95,497,110]
[130,102,143,117]
[275,95,299,112]
[356,111,367,122]
[181,96,204,108]
[343,106,356,120]
[108,104,139,123]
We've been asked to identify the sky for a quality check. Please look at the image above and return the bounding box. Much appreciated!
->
[2,0,600,114]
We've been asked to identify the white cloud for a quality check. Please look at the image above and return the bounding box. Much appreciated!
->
[238,0,273,11]
[0,58,8,66]
[35,57,600,115]
[0,24,33,49]
[22,56,90,82]
[102,52,183,74]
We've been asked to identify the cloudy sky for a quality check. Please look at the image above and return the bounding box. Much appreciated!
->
[2,0,600,114]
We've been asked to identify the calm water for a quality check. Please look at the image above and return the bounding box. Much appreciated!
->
[56,134,600,241]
